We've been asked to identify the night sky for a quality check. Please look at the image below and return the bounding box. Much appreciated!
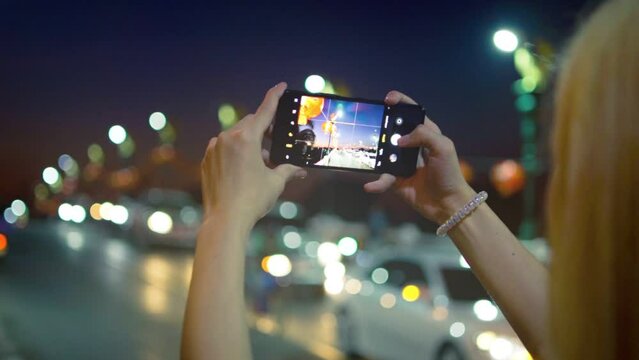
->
[1,0,594,205]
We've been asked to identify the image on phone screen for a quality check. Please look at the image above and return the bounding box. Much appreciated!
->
[271,90,424,177]
[295,95,383,170]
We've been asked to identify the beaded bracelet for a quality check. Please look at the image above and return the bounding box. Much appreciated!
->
[436,191,488,237]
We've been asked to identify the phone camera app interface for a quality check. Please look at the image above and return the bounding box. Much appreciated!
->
[290,96,384,170]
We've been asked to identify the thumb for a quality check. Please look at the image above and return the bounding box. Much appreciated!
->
[274,164,308,182]
[398,124,450,155]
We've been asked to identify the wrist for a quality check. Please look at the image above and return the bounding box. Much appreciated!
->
[205,204,257,228]
[434,185,477,224]
[200,207,254,241]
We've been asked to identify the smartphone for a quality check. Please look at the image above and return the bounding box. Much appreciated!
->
[270,89,425,177]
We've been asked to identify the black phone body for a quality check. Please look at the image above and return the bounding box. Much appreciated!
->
[270,90,425,177]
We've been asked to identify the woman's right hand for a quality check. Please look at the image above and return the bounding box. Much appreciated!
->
[364,90,475,224]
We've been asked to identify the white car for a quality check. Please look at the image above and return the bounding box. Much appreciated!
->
[333,245,532,360]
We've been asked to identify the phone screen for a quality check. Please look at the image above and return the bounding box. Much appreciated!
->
[271,90,424,177]
[294,95,384,170]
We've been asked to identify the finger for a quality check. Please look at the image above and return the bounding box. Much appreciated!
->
[261,149,274,168]
[255,82,287,134]
[384,90,418,105]
[274,163,307,182]
[203,137,218,163]
[398,124,451,155]
[383,90,442,135]
[424,118,442,135]
[201,137,218,214]
[264,123,274,140]
[363,173,396,193]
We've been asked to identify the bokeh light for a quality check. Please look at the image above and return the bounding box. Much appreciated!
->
[473,299,499,321]
[449,322,466,338]
[3,208,17,224]
[108,125,127,145]
[57,154,74,172]
[323,278,344,295]
[218,104,238,130]
[401,285,421,302]
[304,241,319,258]
[337,236,358,256]
[149,112,167,131]
[317,242,341,266]
[71,205,86,223]
[99,202,114,221]
[491,159,526,197]
[282,230,302,249]
[380,293,396,309]
[0,233,7,252]
[323,261,345,279]
[11,199,27,217]
[42,167,60,185]
[304,75,326,93]
[279,201,298,219]
[110,205,129,225]
[344,278,362,295]
[493,29,519,53]
[89,203,102,221]
[180,206,199,225]
[476,331,497,351]
[265,254,292,277]
[371,267,389,284]
[147,211,173,234]
[87,144,105,164]
[58,203,73,222]
[490,338,515,360]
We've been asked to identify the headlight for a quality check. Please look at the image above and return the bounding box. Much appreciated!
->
[476,332,532,360]
[147,211,173,234]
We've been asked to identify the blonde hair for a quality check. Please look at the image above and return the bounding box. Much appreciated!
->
[548,0,639,358]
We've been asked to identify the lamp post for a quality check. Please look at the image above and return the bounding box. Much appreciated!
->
[492,29,551,240]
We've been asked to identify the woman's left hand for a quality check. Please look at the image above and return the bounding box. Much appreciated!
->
[201,82,306,228]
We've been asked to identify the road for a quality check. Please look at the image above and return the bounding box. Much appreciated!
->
[316,149,375,170]
[0,220,343,360]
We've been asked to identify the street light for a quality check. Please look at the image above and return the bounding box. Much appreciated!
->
[149,112,167,131]
[108,125,127,145]
[493,29,519,53]
[304,75,326,93]
[492,28,549,240]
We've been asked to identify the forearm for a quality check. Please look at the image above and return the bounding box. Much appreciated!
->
[444,189,549,358]
[181,213,253,360]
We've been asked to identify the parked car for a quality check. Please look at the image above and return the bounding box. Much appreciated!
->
[125,189,202,248]
[332,244,532,360]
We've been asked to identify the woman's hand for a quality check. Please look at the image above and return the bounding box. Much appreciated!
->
[201,82,306,227]
[364,90,475,224]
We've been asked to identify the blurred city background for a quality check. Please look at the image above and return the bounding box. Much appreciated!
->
[1,1,592,359]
